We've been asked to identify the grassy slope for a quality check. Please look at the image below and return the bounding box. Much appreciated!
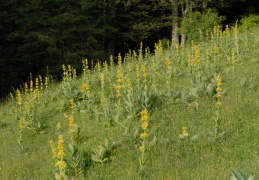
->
[0,26,259,180]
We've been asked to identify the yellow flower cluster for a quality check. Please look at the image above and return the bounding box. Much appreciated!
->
[69,99,76,134]
[140,109,149,139]
[216,77,223,107]
[100,73,105,85]
[116,70,123,97]
[56,161,67,168]
[141,65,147,82]
[165,57,172,70]
[126,75,132,89]
[49,134,67,177]
[140,109,149,121]
[70,99,75,109]
[39,75,43,90]
[24,82,29,93]
[82,59,89,71]
[49,140,58,158]
[30,80,34,92]
[35,78,39,91]
[81,82,91,100]
[16,89,22,106]
[136,65,140,81]
[73,69,77,78]
[57,135,67,165]
[69,116,76,134]
[45,77,48,88]
[182,126,188,137]
[10,93,14,100]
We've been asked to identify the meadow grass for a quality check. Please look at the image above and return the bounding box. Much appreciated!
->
[0,25,258,180]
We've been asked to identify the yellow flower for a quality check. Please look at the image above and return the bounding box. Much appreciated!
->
[116,85,122,90]
[142,122,149,130]
[140,133,148,139]
[216,102,222,106]
[57,123,61,130]
[216,87,223,92]
[69,116,74,121]
[57,151,66,159]
[141,115,149,121]
[69,123,75,127]
[140,109,148,116]
[117,74,123,78]
[182,127,188,136]
[117,79,122,83]
[56,161,67,168]
[216,94,222,98]
[183,130,188,137]
[139,146,145,150]
[217,81,222,87]
[70,130,76,133]
[53,150,58,158]
[58,142,65,151]
[70,99,75,109]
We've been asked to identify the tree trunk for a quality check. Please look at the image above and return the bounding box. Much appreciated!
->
[171,0,179,47]
[179,0,188,45]
[107,0,116,57]
[203,0,208,11]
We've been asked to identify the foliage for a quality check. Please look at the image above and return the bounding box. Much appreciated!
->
[239,14,259,30]
[230,169,255,180]
[178,11,225,43]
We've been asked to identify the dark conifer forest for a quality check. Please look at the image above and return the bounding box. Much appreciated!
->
[0,0,258,98]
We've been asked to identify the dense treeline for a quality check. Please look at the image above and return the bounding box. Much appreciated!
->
[0,0,258,98]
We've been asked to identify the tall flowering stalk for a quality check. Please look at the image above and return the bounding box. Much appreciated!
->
[136,64,141,90]
[66,99,85,177]
[141,64,149,109]
[114,68,125,127]
[138,109,149,180]
[165,57,172,96]
[69,99,76,136]
[214,76,224,140]
[116,69,123,97]
[50,135,67,179]
[82,59,89,78]
[81,82,91,101]
[45,76,49,89]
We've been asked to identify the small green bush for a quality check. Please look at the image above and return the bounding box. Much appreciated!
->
[239,14,259,30]
[178,11,225,44]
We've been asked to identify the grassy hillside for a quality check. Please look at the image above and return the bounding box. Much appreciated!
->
[0,25,258,180]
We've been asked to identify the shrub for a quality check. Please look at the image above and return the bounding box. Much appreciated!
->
[178,11,225,44]
[239,14,259,30]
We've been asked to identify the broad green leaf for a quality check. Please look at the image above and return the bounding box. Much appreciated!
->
[231,169,246,180]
